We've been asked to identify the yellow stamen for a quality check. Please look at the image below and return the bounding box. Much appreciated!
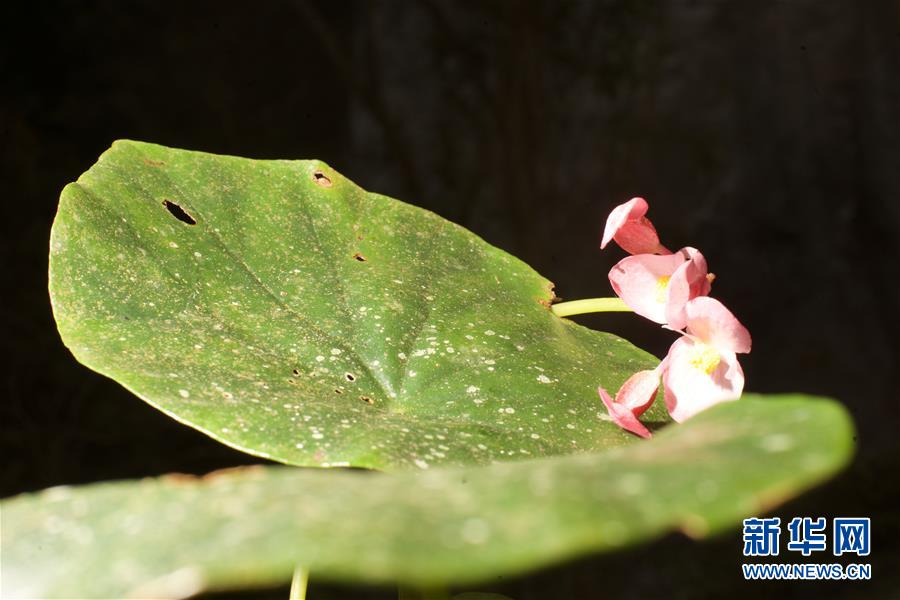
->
[689,344,721,375]
[655,275,671,303]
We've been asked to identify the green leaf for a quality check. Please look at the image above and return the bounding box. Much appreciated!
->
[49,140,664,470]
[1,395,853,599]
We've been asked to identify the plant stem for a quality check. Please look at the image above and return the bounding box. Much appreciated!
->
[290,566,309,600]
[551,297,631,318]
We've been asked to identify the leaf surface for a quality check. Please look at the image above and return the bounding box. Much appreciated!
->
[50,140,663,470]
[1,395,853,599]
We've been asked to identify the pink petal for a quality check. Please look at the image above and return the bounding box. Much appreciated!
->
[684,296,752,354]
[616,369,660,414]
[601,198,648,249]
[599,386,652,438]
[663,247,712,331]
[662,336,745,422]
[600,197,670,255]
[608,253,688,324]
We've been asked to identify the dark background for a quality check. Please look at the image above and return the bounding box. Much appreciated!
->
[2,1,899,598]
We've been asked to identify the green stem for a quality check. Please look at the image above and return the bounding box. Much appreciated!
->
[290,566,309,600]
[551,297,631,318]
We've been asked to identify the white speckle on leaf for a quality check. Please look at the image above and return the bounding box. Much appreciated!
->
[618,474,647,495]
[466,385,479,394]
[537,374,552,384]
[461,518,490,545]
[178,389,190,398]
[696,480,719,501]
[414,459,429,470]
[760,434,793,453]
[330,348,342,356]
[484,330,496,336]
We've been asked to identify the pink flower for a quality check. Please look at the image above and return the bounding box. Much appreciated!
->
[662,297,751,422]
[598,369,660,438]
[600,197,670,255]
[600,297,751,435]
[597,196,751,435]
[608,247,712,330]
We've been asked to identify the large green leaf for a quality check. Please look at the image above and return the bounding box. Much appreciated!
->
[49,140,664,471]
[2,395,853,599]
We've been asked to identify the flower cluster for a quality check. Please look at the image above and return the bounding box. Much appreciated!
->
[599,198,751,438]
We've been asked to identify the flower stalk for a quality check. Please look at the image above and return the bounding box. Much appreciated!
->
[551,297,631,318]
[290,566,309,600]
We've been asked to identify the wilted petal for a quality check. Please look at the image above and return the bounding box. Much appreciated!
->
[599,386,652,438]
[662,336,744,422]
[609,253,687,324]
[684,296,751,354]
[601,197,669,255]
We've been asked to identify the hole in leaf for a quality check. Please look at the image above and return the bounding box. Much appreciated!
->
[352,252,367,262]
[292,369,300,376]
[360,396,374,405]
[312,171,332,187]
[287,378,295,384]
[334,388,344,394]
[345,373,356,382]
[162,200,197,225]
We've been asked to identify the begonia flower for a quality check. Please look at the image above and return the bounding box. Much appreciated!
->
[598,369,660,438]
[661,296,751,422]
[608,247,711,330]
[600,197,670,255]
